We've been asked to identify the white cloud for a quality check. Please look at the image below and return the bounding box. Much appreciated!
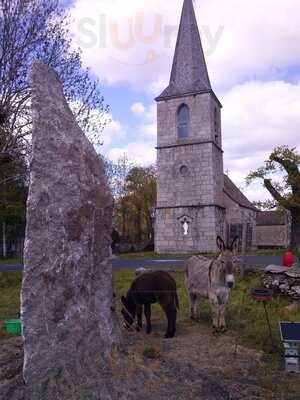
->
[96,114,127,157]
[131,102,157,138]
[70,0,300,92]
[104,81,300,201]
[222,80,300,201]
[108,142,156,166]
[131,102,146,115]
[100,102,157,165]
[69,0,300,203]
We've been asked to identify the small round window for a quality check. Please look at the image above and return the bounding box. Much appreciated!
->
[179,165,189,177]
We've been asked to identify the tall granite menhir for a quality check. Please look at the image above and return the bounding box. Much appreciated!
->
[21,61,123,399]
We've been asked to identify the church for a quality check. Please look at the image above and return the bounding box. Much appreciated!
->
[154,0,258,253]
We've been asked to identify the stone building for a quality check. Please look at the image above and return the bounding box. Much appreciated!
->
[256,211,290,248]
[155,0,257,253]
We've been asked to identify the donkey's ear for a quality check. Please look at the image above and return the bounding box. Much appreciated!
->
[216,236,226,252]
[230,236,239,253]
[121,296,126,306]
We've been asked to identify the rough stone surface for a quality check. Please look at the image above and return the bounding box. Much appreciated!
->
[21,61,123,399]
[263,265,300,301]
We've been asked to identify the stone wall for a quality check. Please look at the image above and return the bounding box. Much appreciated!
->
[155,92,224,254]
[263,267,300,301]
[157,93,218,146]
[256,225,289,247]
[157,142,223,208]
[155,205,225,253]
[223,192,257,251]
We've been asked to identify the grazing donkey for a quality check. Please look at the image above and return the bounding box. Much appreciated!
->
[121,271,179,338]
[185,236,239,333]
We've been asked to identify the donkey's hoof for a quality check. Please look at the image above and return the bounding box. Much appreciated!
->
[219,326,227,333]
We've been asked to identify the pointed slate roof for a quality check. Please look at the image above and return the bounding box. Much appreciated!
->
[156,0,212,101]
[223,175,258,212]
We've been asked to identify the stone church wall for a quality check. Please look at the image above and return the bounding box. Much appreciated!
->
[155,206,225,253]
[157,93,213,147]
[223,192,257,251]
[157,143,221,208]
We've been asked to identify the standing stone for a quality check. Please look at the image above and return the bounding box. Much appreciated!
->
[21,60,123,399]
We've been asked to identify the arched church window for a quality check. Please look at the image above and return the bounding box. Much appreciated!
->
[177,104,190,139]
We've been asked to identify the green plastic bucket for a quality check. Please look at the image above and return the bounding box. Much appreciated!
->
[5,319,22,335]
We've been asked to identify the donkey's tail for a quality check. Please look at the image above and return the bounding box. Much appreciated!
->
[174,292,179,310]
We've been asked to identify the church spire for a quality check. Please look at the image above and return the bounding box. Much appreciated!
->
[156,0,211,101]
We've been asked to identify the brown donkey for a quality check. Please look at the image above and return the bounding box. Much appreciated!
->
[121,271,179,338]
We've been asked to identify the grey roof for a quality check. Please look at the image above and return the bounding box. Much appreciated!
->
[256,211,287,226]
[156,0,212,101]
[223,175,258,211]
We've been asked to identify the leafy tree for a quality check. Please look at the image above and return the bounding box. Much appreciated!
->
[108,158,157,247]
[0,0,109,159]
[246,146,300,250]
[0,155,27,257]
[123,166,156,244]
[0,0,110,255]
[104,154,135,200]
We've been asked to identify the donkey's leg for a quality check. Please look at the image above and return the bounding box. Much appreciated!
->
[196,297,201,320]
[169,305,177,337]
[136,304,143,332]
[190,293,197,320]
[144,303,152,334]
[219,304,227,332]
[209,294,220,332]
[161,302,175,338]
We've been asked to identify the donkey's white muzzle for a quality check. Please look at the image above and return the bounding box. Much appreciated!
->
[226,274,235,289]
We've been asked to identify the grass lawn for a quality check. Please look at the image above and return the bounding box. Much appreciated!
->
[0,257,22,264]
[114,268,300,352]
[0,271,22,339]
[119,249,300,259]
[119,251,215,259]
[1,268,300,354]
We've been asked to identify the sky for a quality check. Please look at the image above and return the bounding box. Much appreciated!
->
[65,0,300,202]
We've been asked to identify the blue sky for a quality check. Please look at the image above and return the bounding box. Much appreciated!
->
[62,0,300,201]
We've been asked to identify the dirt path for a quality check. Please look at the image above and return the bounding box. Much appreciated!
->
[122,319,299,400]
[1,319,299,399]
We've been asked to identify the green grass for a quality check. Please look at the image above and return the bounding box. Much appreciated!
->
[1,268,300,354]
[119,249,297,259]
[119,251,186,259]
[251,248,299,256]
[114,268,300,352]
[119,251,215,259]
[0,271,22,339]
[0,257,22,264]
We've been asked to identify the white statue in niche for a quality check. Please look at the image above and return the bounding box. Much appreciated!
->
[182,218,189,235]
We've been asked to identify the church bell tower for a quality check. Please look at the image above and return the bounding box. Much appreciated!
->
[155,0,225,253]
